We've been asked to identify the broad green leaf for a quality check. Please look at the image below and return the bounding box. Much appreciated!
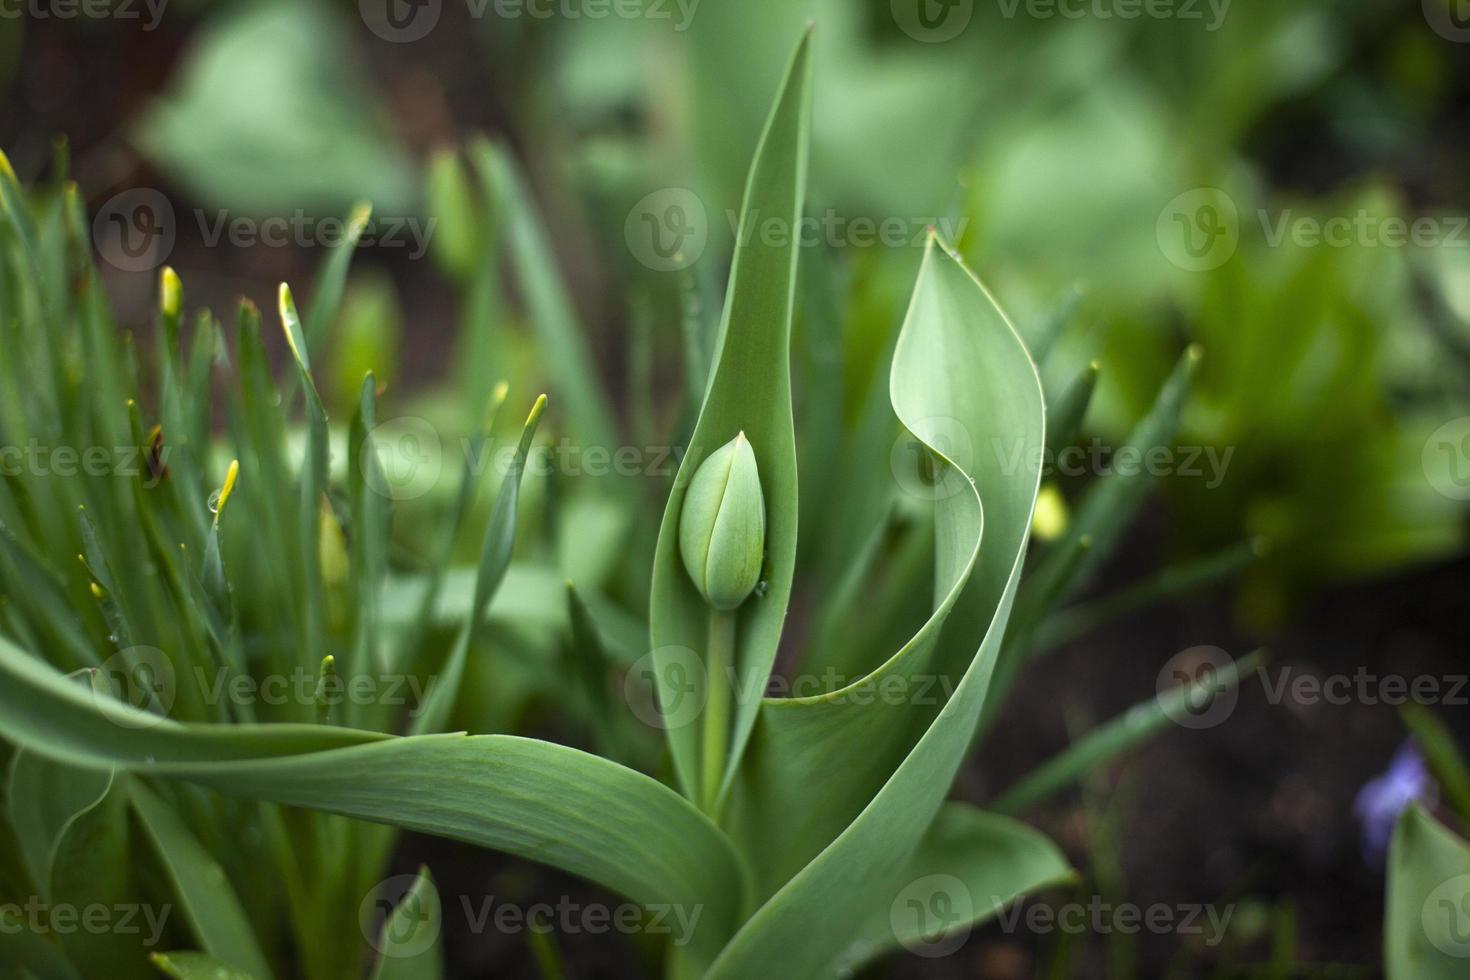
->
[834,804,1074,972]
[650,30,812,804]
[712,235,1046,977]
[1386,804,1470,979]
[367,867,443,980]
[129,780,272,979]
[0,637,745,970]
[149,951,260,980]
[48,771,147,978]
[991,650,1264,815]
[7,748,111,901]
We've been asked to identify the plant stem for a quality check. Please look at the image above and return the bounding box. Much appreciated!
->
[701,608,737,813]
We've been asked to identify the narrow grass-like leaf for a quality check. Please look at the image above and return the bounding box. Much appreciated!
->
[410,394,546,735]
[650,30,811,804]
[0,635,746,970]
[367,867,443,980]
[1401,704,1470,827]
[128,780,272,979]
[991,650,1264,815]
[306,201,372,355]
[472,140,618,451]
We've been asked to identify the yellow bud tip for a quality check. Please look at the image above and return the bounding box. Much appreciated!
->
[348,201,373,237]
[526,393,548,427]
[320,654,336,670]
[1185,343,1204,362]
[160,267,181,318]
[89,582,104,599]
[216,459,240,515]
[0,148,14,182]
[1087,360,1101,374]
[493,380,510,406]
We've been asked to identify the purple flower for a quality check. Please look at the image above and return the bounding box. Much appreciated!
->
[1354,740,1437,867]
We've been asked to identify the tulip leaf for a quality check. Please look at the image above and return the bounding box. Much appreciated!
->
[149,951,261,980]
[833,803,1074,973]
[0,635,746,972]
[712,235,1047,976]
[650,29,812,805]
[1385,804,1470,979]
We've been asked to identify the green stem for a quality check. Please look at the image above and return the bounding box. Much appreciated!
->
[701,608,737,813]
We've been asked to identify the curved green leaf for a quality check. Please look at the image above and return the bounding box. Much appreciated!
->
[149,951,260,980]
[7,748,111,901]
[834,803,1074,973]
[712,235,1046,977]
[650,30,812,804]
[0,637,746,971]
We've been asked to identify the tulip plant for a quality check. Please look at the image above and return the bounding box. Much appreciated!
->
[0,30,1255,980]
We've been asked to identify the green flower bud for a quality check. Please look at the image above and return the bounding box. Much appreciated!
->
[679,432,766,611]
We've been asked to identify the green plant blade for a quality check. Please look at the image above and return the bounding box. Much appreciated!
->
[410,394,546,735]
[649,30,812,804]
[991,650,1264,815]
[472,140,618,452]
[306,202,372,355]
[149,951,261,980]
[1386,804,1470,979]
[711,235,1046,977]
[833,803,1074,973]
[128,780,272,979]
[368,867,443,980]
[0,637,746,970]
[7,748,111,902]
[0,907,81,980]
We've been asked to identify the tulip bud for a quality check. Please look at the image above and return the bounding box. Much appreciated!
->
[678,432,766,611]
